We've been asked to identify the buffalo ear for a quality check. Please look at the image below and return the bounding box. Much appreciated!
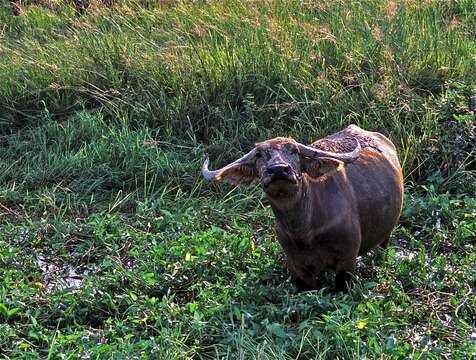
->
[215,164,257,186]
[301,157,344,178]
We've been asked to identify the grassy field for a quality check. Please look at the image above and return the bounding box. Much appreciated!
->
[0,0,475,358]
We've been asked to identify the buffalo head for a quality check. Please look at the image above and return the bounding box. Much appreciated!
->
[202,137,361,201]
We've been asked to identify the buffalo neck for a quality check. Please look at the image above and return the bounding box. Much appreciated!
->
[268,179,318,238]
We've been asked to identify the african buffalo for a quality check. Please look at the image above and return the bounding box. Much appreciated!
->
[202,125,404,291]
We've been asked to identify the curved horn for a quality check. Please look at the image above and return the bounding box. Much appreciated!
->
[202,157,218,180]
[297,138,361,163]
[202,148,257,181]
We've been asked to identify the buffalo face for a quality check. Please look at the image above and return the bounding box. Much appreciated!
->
[254,139,302,199]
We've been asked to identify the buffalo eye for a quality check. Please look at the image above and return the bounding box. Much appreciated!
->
[290,146,298,154]
[255,150,263,158]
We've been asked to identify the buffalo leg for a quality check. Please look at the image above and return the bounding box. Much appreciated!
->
[291,274,315,292]
[376,234,392,263]
[334,259,356,292]
[379,234,391,249]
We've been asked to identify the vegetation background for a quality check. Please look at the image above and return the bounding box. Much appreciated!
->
[0,0,474,358]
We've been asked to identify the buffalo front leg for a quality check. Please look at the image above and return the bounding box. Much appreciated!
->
[291,273,315,292]
[289,264,317,292]
[334,258,356,292]
[286,257,317,292]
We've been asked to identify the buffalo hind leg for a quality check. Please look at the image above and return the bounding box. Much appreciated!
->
[334,259,356,293]
[376,233,392,263]
[379,234,391,249]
